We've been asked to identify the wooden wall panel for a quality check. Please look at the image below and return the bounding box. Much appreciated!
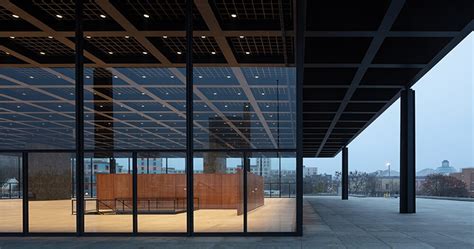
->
[96,173,264,212]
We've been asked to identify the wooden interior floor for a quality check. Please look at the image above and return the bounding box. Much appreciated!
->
[0,198,295,233]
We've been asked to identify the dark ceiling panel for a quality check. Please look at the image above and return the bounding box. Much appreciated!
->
[304,68,357,86]
[373,37,453,64]
[305,37,372,63]
[360,68,422,86]
[306,0,391,31]
[391,0,474,31]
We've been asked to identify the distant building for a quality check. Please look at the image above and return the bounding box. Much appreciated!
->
[84,159,125,197]
[303,166,318,177]
[435,160,457,175]
[450,168,474,197]
[137,158,163,174]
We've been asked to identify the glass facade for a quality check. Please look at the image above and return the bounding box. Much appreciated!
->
[0,0,301,235]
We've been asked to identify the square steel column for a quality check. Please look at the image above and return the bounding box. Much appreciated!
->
[400,89,416,213]
[342,147,348,200]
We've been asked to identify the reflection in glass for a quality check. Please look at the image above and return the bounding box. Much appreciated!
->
[247,152,296,232]
[137,152,187,232]
[28,153,76,233]
[193,67,296,150]
[0,153,22,232]
[84,153,132,233]
[193,152,244,232]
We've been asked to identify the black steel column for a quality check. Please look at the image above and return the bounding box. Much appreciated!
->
[75,0,85,235]
[400,89,416,213]
[22,152,28,234]
[132,152,138,233]
[185,0,194,236]
[243,154,249,233]
[342,147,348,200]
[295,0,306,236]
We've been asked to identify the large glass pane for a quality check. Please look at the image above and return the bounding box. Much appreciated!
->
[0,0,77,151]
[28,153,76,233]
[83,0,187,151]
[247,152,296,232]
[193,152,244,232]
[84,152,132,233]
[0,153,22,232]
[137,152,187,233]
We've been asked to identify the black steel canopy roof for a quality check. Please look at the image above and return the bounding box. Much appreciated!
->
[303,0,473,157]
[0,0,472,156]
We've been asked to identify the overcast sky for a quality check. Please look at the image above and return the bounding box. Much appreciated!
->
[304,32,473,175]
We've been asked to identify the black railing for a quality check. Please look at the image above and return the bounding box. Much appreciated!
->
[0,182,22,199]
[264,182,296,198]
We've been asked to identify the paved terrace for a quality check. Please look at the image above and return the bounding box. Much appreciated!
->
[0,197,473,249]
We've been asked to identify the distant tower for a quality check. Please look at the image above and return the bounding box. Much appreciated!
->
[436,160,456,175]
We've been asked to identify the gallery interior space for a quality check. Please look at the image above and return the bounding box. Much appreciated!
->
[0,0,472,237]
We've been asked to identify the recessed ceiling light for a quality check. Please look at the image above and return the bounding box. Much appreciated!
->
[143,14,150,18]
[40,51,46,55]
[162,35,168,39]
[17,105,21,108]
[86,35,91,39]
[211,51,216,55]
[198,75,203,79]
[85,75,90,79]
[22,92,26,96]
[99,105,103,108]
[245,51,250,55]
[56,14,63,19]
[237,92,241,95]
[201,35,206,39]
[12,14,20,18]
[213,92,217,95]
[141,75,146,78]
[177,51,182,55]
[239,35,245,39]
[48,36,53,39]
[231,14,237,18]
[29,76,34,79]
[117,92,122,95]
[254,75,259,79]
[141,105,145,108]
[261,92,265,95]
[113,75,118,78]
[9,36,15,39]
[141,92,145,95]
[170,75,175,78]
[224,105,228,108]
[99,14,106,18]
[5,51,10,55]
[108,51,114,55]
[124,35,130,39]
[266,105,270,108]
[226,75,231,78]
[58,105,62,108]
[142,51,148,55]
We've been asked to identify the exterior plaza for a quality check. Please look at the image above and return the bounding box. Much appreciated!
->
[0,0,472,245]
